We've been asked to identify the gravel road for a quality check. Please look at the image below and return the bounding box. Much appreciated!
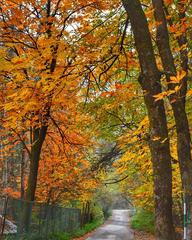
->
[86,209,134,240]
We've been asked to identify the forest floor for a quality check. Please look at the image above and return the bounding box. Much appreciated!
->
[133,230,155,240]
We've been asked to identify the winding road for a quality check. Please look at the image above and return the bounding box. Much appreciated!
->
[86,209,134,240]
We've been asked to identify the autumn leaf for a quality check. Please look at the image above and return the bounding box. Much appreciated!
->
[169,70,186,84]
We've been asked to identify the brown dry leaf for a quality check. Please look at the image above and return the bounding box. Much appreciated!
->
[134,230,155,240]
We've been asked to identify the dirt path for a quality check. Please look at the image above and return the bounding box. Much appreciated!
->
[86,209,134,240]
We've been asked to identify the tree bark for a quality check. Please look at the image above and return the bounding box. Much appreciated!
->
[25,125,48,201]
[23,124,48,232]
[20,149,25,199]
[152,1,192,237]
[122,0,175,239]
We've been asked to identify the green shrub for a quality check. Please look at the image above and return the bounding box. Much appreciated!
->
[131,208,155,233]
[91,203,104,221]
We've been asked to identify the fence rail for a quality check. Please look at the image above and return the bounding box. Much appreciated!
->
[0,196,88,240]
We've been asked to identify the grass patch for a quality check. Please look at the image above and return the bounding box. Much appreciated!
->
[72,219,103,238]
[49,232,72,240]
[50,219,104,240]
[131,209,155,233]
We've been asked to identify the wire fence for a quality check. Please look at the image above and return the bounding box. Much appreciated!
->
[0,196,89,240]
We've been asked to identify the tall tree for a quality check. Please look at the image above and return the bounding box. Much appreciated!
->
[152,1,192,237]
[121,0,175,239]
[0,0,110,202]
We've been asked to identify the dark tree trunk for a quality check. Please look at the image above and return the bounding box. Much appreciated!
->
[25,125,48,201]
[122,0,175,239]
[152,1,192,237]
[23,125,48,232]
[20,149,25,199]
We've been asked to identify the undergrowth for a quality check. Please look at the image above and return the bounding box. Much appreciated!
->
[50,219,104,240]
[131,208,155,234]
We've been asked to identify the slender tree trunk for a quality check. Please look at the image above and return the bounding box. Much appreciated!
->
[20,149,25,199]
[152,1,192,237]
[25,125,48,201]
[122,0,175,239]
[23,125,48,232]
